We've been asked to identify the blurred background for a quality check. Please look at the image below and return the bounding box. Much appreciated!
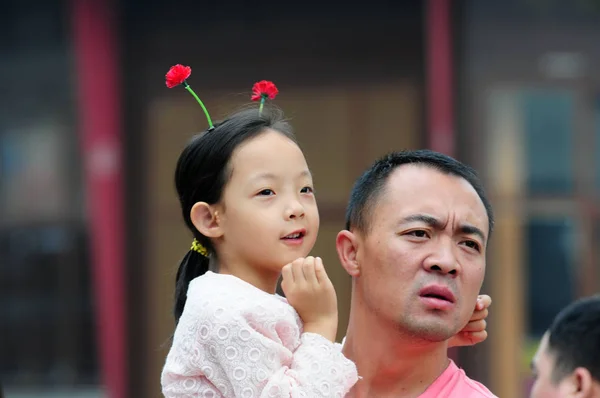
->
[2,0,600,397]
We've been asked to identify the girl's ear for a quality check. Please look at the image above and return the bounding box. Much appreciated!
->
[190,202,224,238]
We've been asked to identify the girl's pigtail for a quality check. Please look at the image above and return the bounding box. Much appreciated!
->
[173,240,210,323]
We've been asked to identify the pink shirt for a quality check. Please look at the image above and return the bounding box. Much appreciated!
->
[419,360,497,398]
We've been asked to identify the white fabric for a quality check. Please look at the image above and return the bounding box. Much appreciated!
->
[161,271,358,397]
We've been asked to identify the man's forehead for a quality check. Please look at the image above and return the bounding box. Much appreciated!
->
[379,166,488,229]
[533,333,551,369]
[386,164,475,193]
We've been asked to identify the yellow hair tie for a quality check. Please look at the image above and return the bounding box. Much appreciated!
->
[191,238,208,256]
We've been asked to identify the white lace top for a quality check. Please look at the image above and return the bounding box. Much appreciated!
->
[161,271,359,397]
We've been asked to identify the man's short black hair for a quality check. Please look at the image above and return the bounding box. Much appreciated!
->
[547,295,600,383]
[344,149,494,236]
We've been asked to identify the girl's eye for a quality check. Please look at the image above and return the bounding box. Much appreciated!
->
[258,189,275,196]
[301,186,314,194]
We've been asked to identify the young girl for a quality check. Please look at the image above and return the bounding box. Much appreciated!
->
[160,66,491,397]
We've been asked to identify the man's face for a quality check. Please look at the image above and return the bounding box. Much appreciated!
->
[354,165,489,341]
[530,333,568,398]
[531,332,600,398]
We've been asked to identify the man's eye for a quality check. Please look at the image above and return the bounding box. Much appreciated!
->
[463,240,481,252]
[408,230,428,238]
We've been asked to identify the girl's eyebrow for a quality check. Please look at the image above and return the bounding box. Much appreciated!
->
[249,170,312,183]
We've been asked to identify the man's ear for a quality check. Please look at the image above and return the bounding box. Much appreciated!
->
[190,202,224,238]
[571,367,595,398]
[336,230,361,277]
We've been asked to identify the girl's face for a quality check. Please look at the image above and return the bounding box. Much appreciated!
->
[214,129,319,280]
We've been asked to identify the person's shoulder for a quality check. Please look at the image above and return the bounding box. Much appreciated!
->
[188,271,258,303]
[186,271,290,320]
[456,369,498,398]
[188,270,231,293]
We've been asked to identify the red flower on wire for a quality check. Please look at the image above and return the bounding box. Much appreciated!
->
[251,80,279,101]
[165,64,192,88]
[164,63,213,129]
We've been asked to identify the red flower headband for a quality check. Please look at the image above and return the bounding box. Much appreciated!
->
[251,80,279,115]
[165,64,279,124]
[165,64,214,130]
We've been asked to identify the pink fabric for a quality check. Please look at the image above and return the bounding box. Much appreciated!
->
[161,271,358,397]
[419,360,497,398]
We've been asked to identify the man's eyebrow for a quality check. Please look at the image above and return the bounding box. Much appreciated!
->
[400,214,441,226]
[530,360,537,372]
[460,224,486,242]
[400,214,486,242]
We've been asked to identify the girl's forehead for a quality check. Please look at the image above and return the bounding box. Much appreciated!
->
[227,131,309,183]
[231,132,306,168]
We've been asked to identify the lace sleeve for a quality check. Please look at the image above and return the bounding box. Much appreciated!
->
[161,301,358,397]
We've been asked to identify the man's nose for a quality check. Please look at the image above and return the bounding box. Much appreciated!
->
[423,241,459,276]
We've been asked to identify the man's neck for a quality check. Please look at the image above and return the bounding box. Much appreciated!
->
[342,300,451,398]
[590,380,600,398]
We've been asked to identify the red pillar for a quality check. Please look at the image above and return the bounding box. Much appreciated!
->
[426,0,459,363]
[426,0,455,156]
[71,1,127,397]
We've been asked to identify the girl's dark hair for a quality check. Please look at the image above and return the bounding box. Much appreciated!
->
[173,106,295,323]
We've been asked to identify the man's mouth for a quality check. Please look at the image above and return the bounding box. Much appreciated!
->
[418,285,456,303]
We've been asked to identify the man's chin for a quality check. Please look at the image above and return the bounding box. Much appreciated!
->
[401,319,460,342]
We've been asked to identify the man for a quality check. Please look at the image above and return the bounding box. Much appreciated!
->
[336,149,497,397]
[530,295,600,398]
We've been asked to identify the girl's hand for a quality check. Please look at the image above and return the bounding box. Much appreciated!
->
[281,256,338,342]
[448,294,492,347]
